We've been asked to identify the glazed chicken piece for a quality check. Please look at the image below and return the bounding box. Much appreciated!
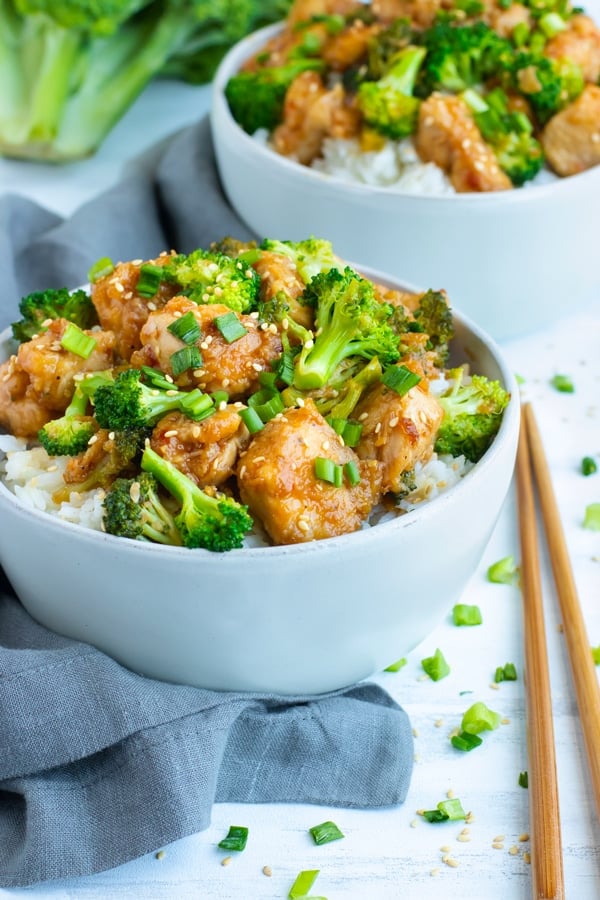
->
[237,400,381,544]
[321,19,381,71]
[130,298,282,398]
[415,93,512,193]
[542,84,600,176]
[354,377,444,494]
[545,15,600,84]
[0,356,55,438]
[372,0,446,28]
[91,255,179,362]
[150,408,250,488]
[487,1,532,38]
[253,250,314,330]
[272,72,361,165]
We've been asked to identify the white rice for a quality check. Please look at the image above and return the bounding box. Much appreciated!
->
[0,433,471,547]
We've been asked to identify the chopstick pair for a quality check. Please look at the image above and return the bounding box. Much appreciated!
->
[516,403,600,900]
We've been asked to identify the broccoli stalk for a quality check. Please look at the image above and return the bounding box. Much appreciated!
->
[292,267,400,391]
[434,366,510,462]
[163,248,261,314]
[259,237,339,284]
[357,45,426,139]
[103,472,181,544]
[11,287,98,343]
[93,368,214,431]
[141,446,253,551]
[462,88,544,185]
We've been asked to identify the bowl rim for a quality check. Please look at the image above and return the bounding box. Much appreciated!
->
[0,263,520,562]
[211,20,600,205]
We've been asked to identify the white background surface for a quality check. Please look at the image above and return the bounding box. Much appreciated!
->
[1,63,600,900]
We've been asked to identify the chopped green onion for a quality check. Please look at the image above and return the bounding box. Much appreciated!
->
[314,457,342,486]
[170,346,202,377]
[289,870,320,899]
[237,248,262,264]
[452,604,483,626]
[272,349,295,386]
[518,771,528,789]
[591,646,600,665]
[326,416,346,436]
[461,701,501,735]
[167,311,201,344]
[381,365,421,396]
[384,657,407,673]
[551,373,574,393]
[87,256,114,283]
[248,387,285,423]
[582,456,598,476]
[539,11,567,36]
[239,406,264,434]
[214,311,248,343]
[258,370,278,389]
[514,373,526,384]
[137,263,164,298]
[422,798,466,822]
[344,460,361,486]
[487,555,519,584]
[180,390,214,421]
[333,462,343,487]
[529,30,547,53]
[494,662,518,683]
[512,21,530,45]
[421,647,450,681]
[422,808,449,823]
[211,390,229,406]
[141,366,173,390]
[342,420,363,448]
[309,820,345,845]
[451,731,483,752]
[583,503,600,531]
[218,825,248,852]
[60,322,97,359]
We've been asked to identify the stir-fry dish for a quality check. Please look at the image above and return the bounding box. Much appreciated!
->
[225,0,600,190]
[0,237,509,550]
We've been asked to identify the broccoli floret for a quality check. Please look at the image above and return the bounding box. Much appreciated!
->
[224,58,325,134]
[366,17,416,80]
[93,368,214,431]
[506,51,584,124]
[292,267,400,391]
[412,289,455,367]
[357,45,426,139]
[418,21,513,95]
[209,236,258,257]
[164,248,260,314]
[257,292,312,345]
[11,287,98,343]
[103,471,181,544]
[38,388,94,457]
[141,446,253,551]
[462,87,544,185]
[260,237,339,284]
[434,367,510,462]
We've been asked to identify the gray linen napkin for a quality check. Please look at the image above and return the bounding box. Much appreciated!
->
[0,118,414,888]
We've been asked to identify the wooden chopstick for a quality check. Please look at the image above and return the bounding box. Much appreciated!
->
[524,403,600,822]
[516,405,564,900]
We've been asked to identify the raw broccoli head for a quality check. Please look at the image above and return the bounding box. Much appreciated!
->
[418,20,513,95]
[103,472,181,544]
[164,248,260,314]
[357,45,426,139]
[93,368,214,431]
[507,51,584,125]
[466,88,544,185]
[412,289,455,366]
[11,288,98,343]
[260,237,339,284]
[434,367,510,462]
[293,266,400,390]
[141,446,253,551]
[225,58,325,134]
[14,0,152,34]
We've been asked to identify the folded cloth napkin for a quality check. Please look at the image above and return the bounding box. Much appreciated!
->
[0,117,414,888]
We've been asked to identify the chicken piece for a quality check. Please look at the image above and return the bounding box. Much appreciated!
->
[488,2,532,38]
[287,0,364,27]
[150,408,250,488]
[545,15,600,84]
[130,298,282,399]
[372,0,445,28]
[253,250,314,330]
[542,84,600,176]
[272,72,361,165]
[354,377,444,493]
[415,93,512,193]
[322,20,381,71]
[63,429,113,484]
[91,255,179,361]
[0,356,55,438]
[16,319,115,412]
[237,400,381,544]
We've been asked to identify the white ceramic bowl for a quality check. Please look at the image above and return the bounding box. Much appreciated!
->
[210,22,600,341]
[0,269,519,695]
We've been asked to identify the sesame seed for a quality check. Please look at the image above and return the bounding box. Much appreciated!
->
[430,868,440,877]
[321,440,330,451]
[296,397,305,407]
[519,832,530,842]
[218,401,227,411]
[424,115,434,126]
[131,258,143,266]
[457,834,471,842]
[192,426,201,438]
[250,311,260,319]
[389,416,399,428]
[474,161,484,171]
[147,302,157,311]
[493,834,505,843]
[489,682,500,690]
[173,311,182,318]
[108,431,115,441]
[252,362,263,372]
[462,138,472,149]
[460,827,470,835]
[124,291,133,300]
[282,318,289,330]
[508,845,519,856]
[492,842,504,850]
[253,455,266,463]
[262,865,272,877]
[202,293,210,302]
[374,422,382,434]
[115,282,124,293]
[304,338,314,350]
[164,430,178,438]
[165,389,179,397]
[297,518,310,533]
[523,851,531,864]
[592,133,600,143]
[440,845,451,853]
[88,435,98,445]
[41,318,53,328]
[155,850,166,860]
[501,717,511,725]
[130,482,141,503]
[434,719,443,728]
[268,323,278,334]
[221,856,232,866]
[47,464,58,473]
[410,818,418,828]
[260,322,269,331]
[359,412,368,421]
[445,857,459,868]
[412,727,419,737]
[239,465,247,478]
[200,341,209,350]
[193,369,205,378]
[165,374,174,383]
[447,789,455,799]
[222,379,230,387]
[214,286,223,297]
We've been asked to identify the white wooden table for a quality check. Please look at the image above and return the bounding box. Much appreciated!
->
[1,76,599,900]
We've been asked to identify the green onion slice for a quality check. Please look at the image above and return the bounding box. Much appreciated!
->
[487,555,519,584]
[551,373,574,393]
[170,346,202,377]
[592,646,600,665]
[451,731,483,752]
[218,825,248,852]
[452,604,483,626]
[314,457,343,486]
[239,406,264,434]
[289,870,320,899]
[141,366,173,390]
[494,662,517,683]
[461,701,501,735]
[583,503,600,531]
[180,390,214,421]
[384,657,407,673]
[582,456,598,476]
[211,390,229,406]
[272,349,295,386]
[342,420,363,448]
[518,771,529,788]
[167,311,201,344]
[137,263,164,298]
[344,460,360,486]
[309,820,344,845]
[381,365,421,396]
[87,256,114,283]
[60,322,97,359]
[421,647,450,681]
[214,311,248,343]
